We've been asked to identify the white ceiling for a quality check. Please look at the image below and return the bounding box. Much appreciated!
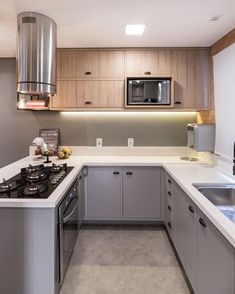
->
[0,0,235,57]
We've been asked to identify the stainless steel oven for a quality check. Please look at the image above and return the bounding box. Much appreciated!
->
[126,77,173,107]
[58,179,79,285]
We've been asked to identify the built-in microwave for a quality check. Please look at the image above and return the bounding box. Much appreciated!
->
[126,77,173,107]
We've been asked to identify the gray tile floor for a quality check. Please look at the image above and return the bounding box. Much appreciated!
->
[60,228,190,294]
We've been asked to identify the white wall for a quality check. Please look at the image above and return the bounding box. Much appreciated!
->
[213,43,235,160]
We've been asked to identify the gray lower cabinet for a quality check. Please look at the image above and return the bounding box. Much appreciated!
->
[87,167,122,219]
[123,167,161,219]
[78,171,83,228]
[86,166,162,220]
[164,173,173,235]
[164,172,235,294]
[197,211,235,294]
[0,208,57,294]
[170,183,197,291]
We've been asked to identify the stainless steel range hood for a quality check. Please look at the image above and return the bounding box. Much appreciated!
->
[17,12,57,96]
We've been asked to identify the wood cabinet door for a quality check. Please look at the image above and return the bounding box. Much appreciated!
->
[123,167,162,219]
[76,51,100,78]
[100,51,125,78]
[170,50,187,108]
[197,211,234,294]
[87,167,123,219]
[76,80,100,107]
[125,50,159,77]
[158,50,171,75]
[57,50,77,78]
[99,81,124,108]
[186,50,210,109]
[52,80,77,108]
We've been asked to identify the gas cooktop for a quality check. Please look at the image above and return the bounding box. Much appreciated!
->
[0,163,74,199]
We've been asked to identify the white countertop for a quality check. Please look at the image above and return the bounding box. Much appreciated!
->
[1,148,235,246]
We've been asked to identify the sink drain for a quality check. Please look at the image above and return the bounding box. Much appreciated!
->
[180,156,199,162]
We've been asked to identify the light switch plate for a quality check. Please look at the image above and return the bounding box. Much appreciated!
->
[96,138,103,147]
[128,138,134,147]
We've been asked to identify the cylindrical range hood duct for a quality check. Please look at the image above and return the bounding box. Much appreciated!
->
[17,12,57,96]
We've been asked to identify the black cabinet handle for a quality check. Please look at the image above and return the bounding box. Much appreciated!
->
[85,101,92,105]
[199,218,206,227]
[175,101,182,105]
[167,222,171,228]
[168,179,172,184]
[167,191,172,197]
[113,171,120,175]
[79,175,82,180]
[144,71,151,75]
[126,171,133,175]
[188,205,195,213]
[85,71,92,75]
[167,205,172,211]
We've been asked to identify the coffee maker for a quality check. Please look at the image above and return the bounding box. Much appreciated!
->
[187,123,215,152]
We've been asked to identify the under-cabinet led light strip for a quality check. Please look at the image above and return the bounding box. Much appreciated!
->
[60,111,197,116]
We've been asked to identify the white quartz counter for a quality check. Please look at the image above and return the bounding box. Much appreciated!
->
[0,152,211,208]
[1,149,235,246]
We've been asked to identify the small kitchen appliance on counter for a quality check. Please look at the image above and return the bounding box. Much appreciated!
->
[0,163,73,198]
[187,123,215,152]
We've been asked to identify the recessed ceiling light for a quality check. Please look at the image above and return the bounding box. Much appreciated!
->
[210,15,223,21]
[125,24,145,35]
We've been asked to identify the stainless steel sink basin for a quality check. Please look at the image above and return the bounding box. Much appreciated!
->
[193,184,235,223]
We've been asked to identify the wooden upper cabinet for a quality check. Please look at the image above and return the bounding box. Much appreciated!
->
[158,50,171,75]
[76,81,100,107]
[57,50,77,78]
[170,49,210,109]
[186,50,210,109]
[55,48,210,110]
[100,51,124,78]
[52,80,77,108]
[76,80,124,108]
[170,50,187,108]
[100,81,124,108]
[76,51,100,78]
[125,50,159,77]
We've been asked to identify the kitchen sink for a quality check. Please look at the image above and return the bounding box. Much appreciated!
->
[193,183,235,223]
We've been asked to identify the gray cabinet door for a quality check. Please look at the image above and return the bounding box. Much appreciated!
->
[123,167,161,219]
[197,211,235,294]
[78,171,83,227]
[170,184,197,291]
[164,172,173,236]
[87,167,122,219]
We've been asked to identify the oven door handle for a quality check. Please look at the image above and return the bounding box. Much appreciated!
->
[62,197,79,224]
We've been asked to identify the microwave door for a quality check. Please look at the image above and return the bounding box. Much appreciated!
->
[128,80,145,103]
[144,82,158,103]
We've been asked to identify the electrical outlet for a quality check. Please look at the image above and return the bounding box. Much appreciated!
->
[96,138,103,147]
[128,138,134,147]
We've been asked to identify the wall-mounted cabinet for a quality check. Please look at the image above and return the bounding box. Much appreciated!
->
[125,49,210,109]
[76,51,100,78]
[51,80,77,108]
[52,80,124,109]
[51,48,211,111]
[100,51,125,78]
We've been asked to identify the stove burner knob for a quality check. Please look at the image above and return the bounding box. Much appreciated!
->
[51,180,58,185]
